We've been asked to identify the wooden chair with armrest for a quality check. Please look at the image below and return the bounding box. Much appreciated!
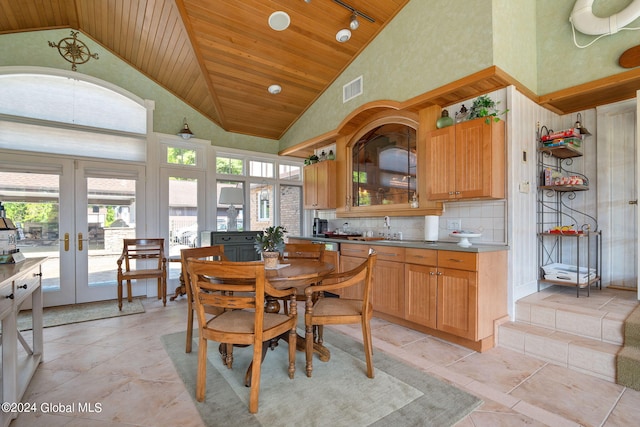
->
[117,238,167,310]
[303,250,377,378]
[185,258,298,413]
[278,243,325,314]
[180,245,228,354]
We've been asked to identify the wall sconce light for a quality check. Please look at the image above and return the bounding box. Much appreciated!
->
[574,113,592,136]
[177,117,194,140]
[219,187,244,231]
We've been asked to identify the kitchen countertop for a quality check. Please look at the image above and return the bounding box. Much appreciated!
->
[289,235,509,253]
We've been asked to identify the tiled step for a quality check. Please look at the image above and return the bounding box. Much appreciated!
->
[499,321,620,382]
[497,287,639,383]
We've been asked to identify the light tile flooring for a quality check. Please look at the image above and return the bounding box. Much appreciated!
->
[10,290,640,427]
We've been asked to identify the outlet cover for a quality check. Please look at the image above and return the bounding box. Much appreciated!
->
[447,219,461,230]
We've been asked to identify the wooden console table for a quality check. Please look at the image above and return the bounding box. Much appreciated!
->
[0,257,46,427]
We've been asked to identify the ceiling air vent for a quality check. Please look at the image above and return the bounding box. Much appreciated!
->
[343,76,363,103]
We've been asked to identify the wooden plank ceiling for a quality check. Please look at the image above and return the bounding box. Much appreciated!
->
[0,0,409,140]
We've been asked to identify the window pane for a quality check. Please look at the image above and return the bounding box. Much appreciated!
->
[279,164,301,181]
[217,181,244,231]
[167,147,197,166]
[249,160,274,178]
[216,157,244,175]
[250,182,272,229]
[280,185,302,237]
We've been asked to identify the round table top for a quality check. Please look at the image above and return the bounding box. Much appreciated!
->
[266,259,334,288]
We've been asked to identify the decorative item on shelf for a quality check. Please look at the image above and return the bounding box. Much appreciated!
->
[254,225,287,269]
[468,95,509,124]
[320,150,327,161]
[436,109,454,128]
[177,117,194,140]
[455,104,469,123]
[410,192,419,208]
[327,149,335,160]
[304,154,319,165]
[218,187,244,231]
[0,203,23,264]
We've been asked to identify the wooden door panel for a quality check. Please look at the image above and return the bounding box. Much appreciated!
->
[437,268,477,340]
[371,260,404,317]
[426,126,455,200]
[405,264,437,328]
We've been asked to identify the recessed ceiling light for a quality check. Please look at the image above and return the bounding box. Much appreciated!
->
[269,11,290,31]
[336,28,351,42]
[268,84,282,94]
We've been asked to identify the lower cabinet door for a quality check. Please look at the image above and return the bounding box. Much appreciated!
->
[437,268,477,340]
[404,263,437,329]
[371,260,404,318]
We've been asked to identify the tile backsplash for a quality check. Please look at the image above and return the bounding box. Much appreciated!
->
[316,199,507,245]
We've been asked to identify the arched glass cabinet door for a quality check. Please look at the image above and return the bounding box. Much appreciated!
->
[351,123,417,207]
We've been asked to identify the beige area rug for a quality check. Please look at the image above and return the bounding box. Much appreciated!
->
[162,329,482,427]
[16,298,145,331]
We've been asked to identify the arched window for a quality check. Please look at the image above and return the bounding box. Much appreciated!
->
[0,68,148,161]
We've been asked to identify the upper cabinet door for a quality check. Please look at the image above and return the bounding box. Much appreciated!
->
[303,161,336,210]
[426,117,505,201]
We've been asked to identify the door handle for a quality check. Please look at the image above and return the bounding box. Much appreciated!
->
[629,200,638,205]
[60,233,70,251]
[77,232,89,251]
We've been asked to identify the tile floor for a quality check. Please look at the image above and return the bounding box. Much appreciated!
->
[10,290,640,427]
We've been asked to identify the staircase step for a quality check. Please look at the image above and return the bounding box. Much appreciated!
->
[513,289,637,345]
[623,304,640,347]
[499,321,620,382]
[617,345,640,391]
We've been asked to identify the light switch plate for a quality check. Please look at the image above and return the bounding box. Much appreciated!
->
[447,219,461,230]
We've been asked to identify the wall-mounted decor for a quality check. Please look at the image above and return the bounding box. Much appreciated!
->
[48,31,99,71]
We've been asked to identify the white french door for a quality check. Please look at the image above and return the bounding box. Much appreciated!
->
[0,152,145,307]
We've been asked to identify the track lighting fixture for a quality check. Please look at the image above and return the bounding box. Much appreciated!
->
[336,29,351,42]
[349,12,359,30]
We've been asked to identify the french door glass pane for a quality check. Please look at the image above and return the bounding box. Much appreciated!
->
[0,171,61,292]
[85,176,136,289]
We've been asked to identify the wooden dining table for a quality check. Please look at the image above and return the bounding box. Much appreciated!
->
[217,258,335,386]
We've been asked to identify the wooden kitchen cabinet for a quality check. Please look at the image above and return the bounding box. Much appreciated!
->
[404,247,506,350]
[425,117,505,201]
[303,161,336,209]
[339,243,405,317]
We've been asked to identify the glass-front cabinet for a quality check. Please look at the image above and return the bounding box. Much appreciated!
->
[351,123,417,207]
[338,110,443,218]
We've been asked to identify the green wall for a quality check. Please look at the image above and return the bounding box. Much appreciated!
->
[0,29,279,154]
[536,0,640,94]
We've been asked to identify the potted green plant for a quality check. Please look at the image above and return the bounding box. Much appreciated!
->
[254,225,287,268]
[468,95,509,124]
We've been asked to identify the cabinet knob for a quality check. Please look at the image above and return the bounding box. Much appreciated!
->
[5,293,14,299]
[436,271,443,276]
[18,284,27,289]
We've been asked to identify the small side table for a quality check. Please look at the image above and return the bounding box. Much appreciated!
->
[168,255,186,301]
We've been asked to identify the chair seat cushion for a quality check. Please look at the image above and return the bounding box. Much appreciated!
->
[208,310,291,333]
[313,298,362,317]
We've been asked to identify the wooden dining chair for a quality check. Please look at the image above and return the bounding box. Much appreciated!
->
[180,245,228,353]
[185,258,298,413]
[117,238,167,310]
[303,250,377,378]
[279,243,325,314]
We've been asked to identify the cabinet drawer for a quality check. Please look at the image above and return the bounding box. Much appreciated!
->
[13,269,41,305]
[437,251,477,271]
[370,245,405,263]
[213,233,256,245]
[405,248,437,266]
[340,243,370,258]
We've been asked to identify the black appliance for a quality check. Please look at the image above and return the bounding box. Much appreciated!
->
[313,218,328,236]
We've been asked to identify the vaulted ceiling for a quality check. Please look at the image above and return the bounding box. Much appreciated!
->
[0,0,409,140]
